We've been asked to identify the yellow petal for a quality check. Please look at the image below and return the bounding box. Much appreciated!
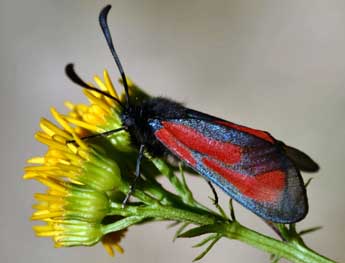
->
[94,75,107,91]
[83,90,112,114]
[63,116,103,133]
[104,69,118,98]
[40,118,72,139]
[27,157,45,164]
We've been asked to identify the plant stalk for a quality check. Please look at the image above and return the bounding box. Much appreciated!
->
[107,204,335,263]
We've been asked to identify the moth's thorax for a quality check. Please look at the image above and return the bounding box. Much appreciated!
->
[120,97,187,156]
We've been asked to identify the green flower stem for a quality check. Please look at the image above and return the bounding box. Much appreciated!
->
[138,181,220,218]
[218,223,334,263]
[102,216,145,235]
[106,203,335,263]
[150,159,216,213]
[151,159,198,206]
[109,204,216,225]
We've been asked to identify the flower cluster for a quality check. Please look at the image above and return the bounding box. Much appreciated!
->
[24,70,129,256]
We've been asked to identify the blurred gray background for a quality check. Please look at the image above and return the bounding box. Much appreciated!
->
[1,0,345,262]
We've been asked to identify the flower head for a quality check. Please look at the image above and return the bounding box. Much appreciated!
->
[64,70,132,151]
[24,135,122,192]
[31,178,111,222]
[24,70,132,253]
[33,219,103,247]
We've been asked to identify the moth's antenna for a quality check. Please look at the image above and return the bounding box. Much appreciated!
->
[99,5,130,107]
[65,63,124,108]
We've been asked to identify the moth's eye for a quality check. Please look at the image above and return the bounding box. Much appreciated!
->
[123,116,135,127]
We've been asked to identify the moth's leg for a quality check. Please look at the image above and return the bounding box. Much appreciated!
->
[264,220,286,241]
[207,180,219,205]
[122,144,145,207]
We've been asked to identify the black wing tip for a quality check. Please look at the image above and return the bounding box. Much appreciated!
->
[279,142,320,173]
[302,160,320,173]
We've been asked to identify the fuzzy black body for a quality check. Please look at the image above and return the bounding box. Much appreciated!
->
[121,97,189,156]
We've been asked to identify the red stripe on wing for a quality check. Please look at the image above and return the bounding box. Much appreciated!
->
[203,157,285,202]
[155,128,197,166]
[161,121,242,165]
[215,120,274,143]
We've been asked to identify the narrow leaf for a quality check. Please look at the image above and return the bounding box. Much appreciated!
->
[193,235,221,261]
[173,222,190,241]
[213,201,228,219]
[270,254,282,263]
[179,225,215,238]
[299,226,323,236]
[193,234,219,248]
[167,221,180,229]
[179,163,190,191]
[305,177,314,188]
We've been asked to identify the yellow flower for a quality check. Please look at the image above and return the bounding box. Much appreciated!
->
[24,69,134,253]
[34,219,103,247]
[64,70,131,152]
[24,70,127,191]
[101,229,127,257]
[24,118,123,192]
[31,177,110,222]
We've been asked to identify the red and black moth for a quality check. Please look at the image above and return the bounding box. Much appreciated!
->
[66,5,319,224]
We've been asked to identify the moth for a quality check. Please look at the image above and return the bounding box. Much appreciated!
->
[66,5,319,223]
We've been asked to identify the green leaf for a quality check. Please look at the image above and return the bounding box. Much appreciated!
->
[178,225,216,238]
[270,254,282,263]
[167,221,181,229]
[151,158,185,196]
[193,234,219,248]
[212,200,228,219]
[299,226,323,236]
[173,222,190,241]
[178,163,197,204]
[305,177,314,188]
[193,235,221,261]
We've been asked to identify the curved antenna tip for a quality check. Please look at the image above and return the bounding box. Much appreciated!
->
[64,63,124,108]
[98,4,130,107]
[100,5,112,19]
[65,63,74,75]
